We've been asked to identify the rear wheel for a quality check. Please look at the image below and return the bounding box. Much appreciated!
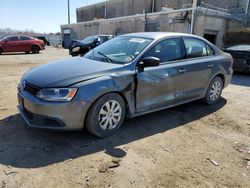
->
[86,93,126,137]
[0,48,3,55]
[31,46,40,54]
[204,76,223,105]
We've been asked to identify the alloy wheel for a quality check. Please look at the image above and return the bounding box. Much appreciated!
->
[98,100,122,130]
[209,80,221,101]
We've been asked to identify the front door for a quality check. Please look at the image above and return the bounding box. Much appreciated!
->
[136,37,185,112]
[4,36,19,52]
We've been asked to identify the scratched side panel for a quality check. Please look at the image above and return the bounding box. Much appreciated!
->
[136,65,181,112]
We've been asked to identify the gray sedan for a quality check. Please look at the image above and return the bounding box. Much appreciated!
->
[17,32,233,137]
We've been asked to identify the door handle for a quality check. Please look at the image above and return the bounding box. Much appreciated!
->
[179,68,187,73]
[208,64,214,68]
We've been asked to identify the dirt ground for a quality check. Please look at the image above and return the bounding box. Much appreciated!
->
[0,47,249,188]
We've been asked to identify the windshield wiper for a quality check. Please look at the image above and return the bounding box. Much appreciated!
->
[98,51,113,63]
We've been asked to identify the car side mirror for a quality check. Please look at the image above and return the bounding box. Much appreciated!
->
[140,57,160,68]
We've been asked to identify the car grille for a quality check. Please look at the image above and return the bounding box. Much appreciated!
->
[24,82,40,95]
[23,107,65,127]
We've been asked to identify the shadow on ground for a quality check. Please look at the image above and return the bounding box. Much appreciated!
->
[231,73,250,87]
[0,98,226,168]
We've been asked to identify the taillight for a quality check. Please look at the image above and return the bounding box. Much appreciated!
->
[225,52,233,65]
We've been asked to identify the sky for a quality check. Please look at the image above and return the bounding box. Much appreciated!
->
[0,0,106,33]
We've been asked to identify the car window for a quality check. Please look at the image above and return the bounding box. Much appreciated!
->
[0,36,8,41]
[183,37,213,58]
[107,36,113,40]
[81,36,96,44]
[20,36,31,40]
[99,36,107,44]
[206,44,214,56]
[143,38,183,63]
[7,37,19,41]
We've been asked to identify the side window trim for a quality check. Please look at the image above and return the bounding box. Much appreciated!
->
[181,36,215,59]
[141,36,185,65]
[20,36,31,41]
[8,36,19,41]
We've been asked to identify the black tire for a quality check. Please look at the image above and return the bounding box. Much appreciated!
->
[204,76,223,105]
[31,45,40,54]
[86,93,126,137]
[0,48,3,55]
[25,51,30,54]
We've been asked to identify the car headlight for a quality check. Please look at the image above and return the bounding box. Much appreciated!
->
[36,88,77,102]
[72,47,80,52]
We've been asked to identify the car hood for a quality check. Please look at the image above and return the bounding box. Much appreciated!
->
[24,57,124,87]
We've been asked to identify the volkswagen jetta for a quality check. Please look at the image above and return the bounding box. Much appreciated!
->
[17,32,233,137]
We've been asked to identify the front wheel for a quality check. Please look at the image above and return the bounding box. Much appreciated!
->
[86,93,126,137]
[204,76,223,105]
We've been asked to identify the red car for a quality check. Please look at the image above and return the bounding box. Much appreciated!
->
[0,36,45,54]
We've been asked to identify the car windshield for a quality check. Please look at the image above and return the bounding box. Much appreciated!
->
[83,36,153,64]
[227,45,250,51]
[81,36,96,44]
[0,36,8,41]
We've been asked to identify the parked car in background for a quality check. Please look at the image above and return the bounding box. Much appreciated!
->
[17,32,233,137]
[224,44,250,73]
[0,36,45,54]
[69,35,114,56]
[33,36,50,46]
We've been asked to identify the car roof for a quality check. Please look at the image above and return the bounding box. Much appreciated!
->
[95,35,113,37]
[121,32,201,40]
[85,35,112,37]
[4,35,33,38]
[227,44,250,51]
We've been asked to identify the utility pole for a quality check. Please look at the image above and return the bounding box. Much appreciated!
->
[152,0,155,13]
[190,0,197,34]
[246,0,250,15]
[68,0,70,24]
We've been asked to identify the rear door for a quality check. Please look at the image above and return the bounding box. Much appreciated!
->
[19,36,32,52]
[179,37,215,101]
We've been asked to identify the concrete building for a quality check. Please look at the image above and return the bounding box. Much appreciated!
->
[75,0,249,22]
[61,0,249,48]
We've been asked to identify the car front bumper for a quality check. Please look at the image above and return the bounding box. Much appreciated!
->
[17,91,91,130]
